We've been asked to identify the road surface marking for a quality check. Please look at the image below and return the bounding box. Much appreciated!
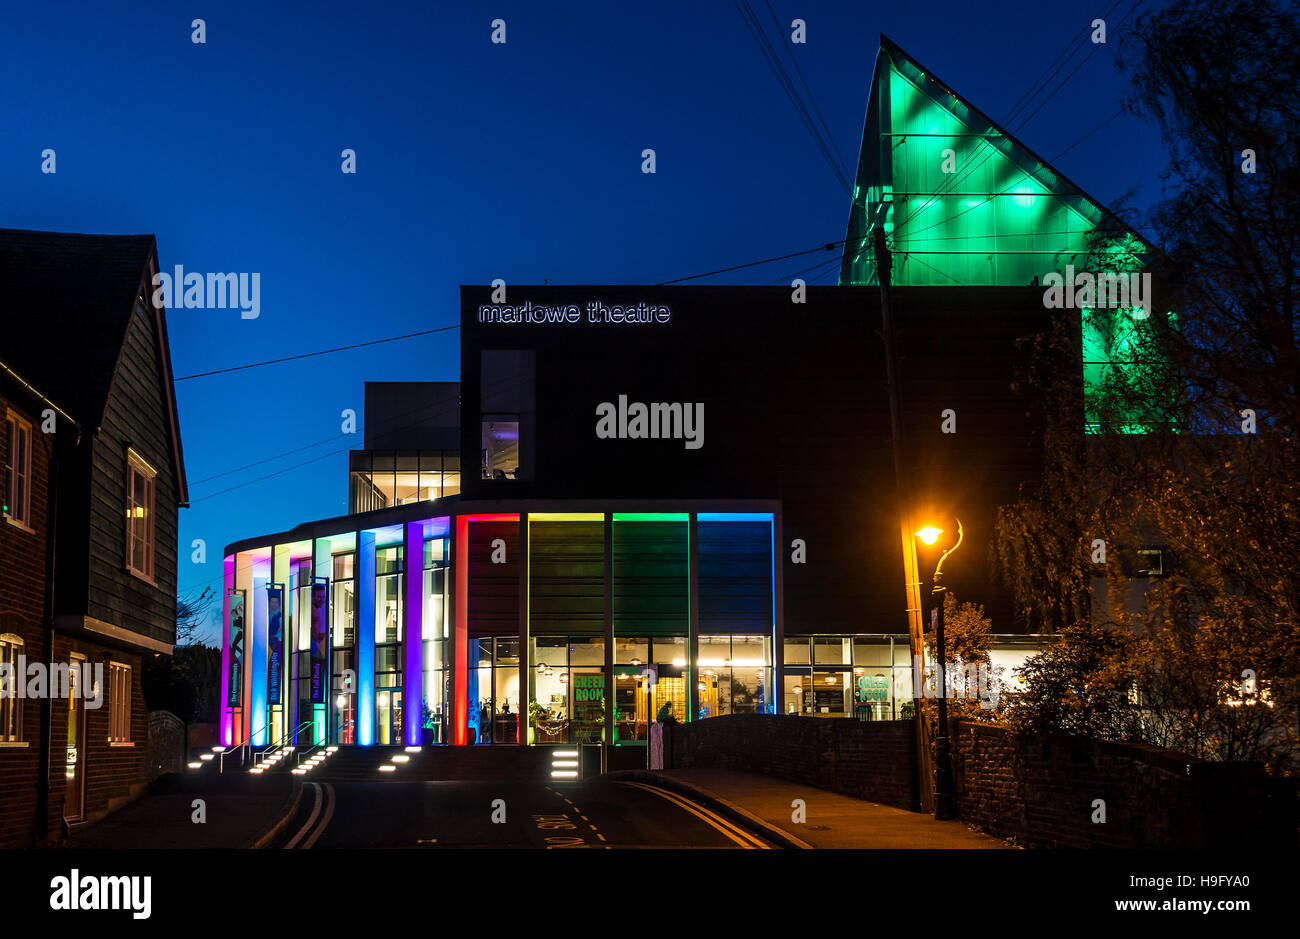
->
[283,783,323,849]
[301,783,335,849]
[618,782,770,849]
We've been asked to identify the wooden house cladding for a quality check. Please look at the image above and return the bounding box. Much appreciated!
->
[0,229,188,652]
[86,298,181,647]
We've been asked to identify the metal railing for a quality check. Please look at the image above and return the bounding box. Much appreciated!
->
[218,719,277,774]
[254,721,315,764]
[295,720,354,766]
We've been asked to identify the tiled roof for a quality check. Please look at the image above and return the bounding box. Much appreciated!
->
[0,228,157,429]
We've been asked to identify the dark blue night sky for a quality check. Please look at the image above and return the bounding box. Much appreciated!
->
[2,0,1166,642]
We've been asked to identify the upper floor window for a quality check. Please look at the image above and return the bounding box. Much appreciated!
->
[480,350,534,481]
[1135,548,1165,577]
[347,449,461,513]
[126,449,156,581]
[481,417,519,480]
[3,410,33,529]
[0,633,24,742]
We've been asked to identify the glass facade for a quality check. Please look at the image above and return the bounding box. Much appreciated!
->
[221,506,1042,752]
[782,636,914,721]
[348,449,461,513]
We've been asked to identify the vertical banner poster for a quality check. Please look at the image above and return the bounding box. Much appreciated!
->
[310,580,328,703]
[227,590,246,707]
[267,584,284,706]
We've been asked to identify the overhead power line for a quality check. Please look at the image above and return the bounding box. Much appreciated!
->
[732,0,852,192]
[173,323,462,381]
[888,0,1128,240]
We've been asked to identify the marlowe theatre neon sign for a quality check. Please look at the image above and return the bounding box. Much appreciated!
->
[477,300,671,325]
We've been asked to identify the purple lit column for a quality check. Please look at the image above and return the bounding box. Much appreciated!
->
[404,521,424,746]
[220,555,234,745]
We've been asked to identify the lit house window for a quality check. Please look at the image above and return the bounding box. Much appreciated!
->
[126,449,156,580]
[3,410,33,528]
[0,634,23,742]
[1135,548,1165,577]
[108,663,132,742]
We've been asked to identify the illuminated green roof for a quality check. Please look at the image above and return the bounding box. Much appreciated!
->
[840,36,1146,287]
[841,37,1169,434]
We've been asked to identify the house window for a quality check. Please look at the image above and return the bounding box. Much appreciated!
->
[108,663,132,742]
[126,449,156,580]
[0,634,23,742]
[1135,548,1165,577]
[3,410,33,528]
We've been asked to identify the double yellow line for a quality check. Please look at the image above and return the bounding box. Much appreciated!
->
[619,781,771,849]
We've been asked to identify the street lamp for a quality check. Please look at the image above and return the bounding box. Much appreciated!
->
[915,518,962,820]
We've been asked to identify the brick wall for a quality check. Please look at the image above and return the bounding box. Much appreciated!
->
[0,394,51,846]
[663,714,918,810]
[949,720,1297,849]
[49,636,150,828]
[148,710,185,781]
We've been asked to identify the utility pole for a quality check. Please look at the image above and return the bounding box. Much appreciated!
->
[873,224,933,814]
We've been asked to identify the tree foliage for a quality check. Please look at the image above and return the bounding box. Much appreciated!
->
[994,0,1299,773]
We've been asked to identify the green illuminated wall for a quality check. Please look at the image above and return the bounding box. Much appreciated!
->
[842,38,1168,432]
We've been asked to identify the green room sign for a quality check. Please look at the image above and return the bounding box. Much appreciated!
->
[855,674,890,704]
[573,675,605,702]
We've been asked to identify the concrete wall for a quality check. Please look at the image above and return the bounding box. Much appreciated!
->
[663,714,918,810]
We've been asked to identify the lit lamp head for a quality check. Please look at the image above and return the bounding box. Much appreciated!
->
[915,526,943,546]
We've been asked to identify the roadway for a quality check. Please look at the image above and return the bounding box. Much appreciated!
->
[271,778,772,849]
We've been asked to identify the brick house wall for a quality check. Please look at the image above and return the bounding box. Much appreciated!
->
[47,634,148,829]
[0,393,50,846]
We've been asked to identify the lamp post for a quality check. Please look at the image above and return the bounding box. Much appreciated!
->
[915,519,962,820]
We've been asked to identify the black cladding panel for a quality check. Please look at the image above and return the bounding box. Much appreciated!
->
[460,285,1050,634]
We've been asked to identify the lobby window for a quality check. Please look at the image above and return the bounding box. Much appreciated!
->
[125,449,156,580]
[3,410,32,529]
[611,636,687,739]
[375,546,403,643]
[531,638,603,745]
[332,552,356,743]
[422,537,449,743]
[471,637,521,744]
[372,545,404,745]
[480,349,534,481]
[698,636,772,718]
[108,662,132,742]
[331,553,355,647]
[0,634,23,741]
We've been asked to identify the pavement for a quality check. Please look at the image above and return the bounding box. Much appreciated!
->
[65,772,303,850]
[608,768,1011,849]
